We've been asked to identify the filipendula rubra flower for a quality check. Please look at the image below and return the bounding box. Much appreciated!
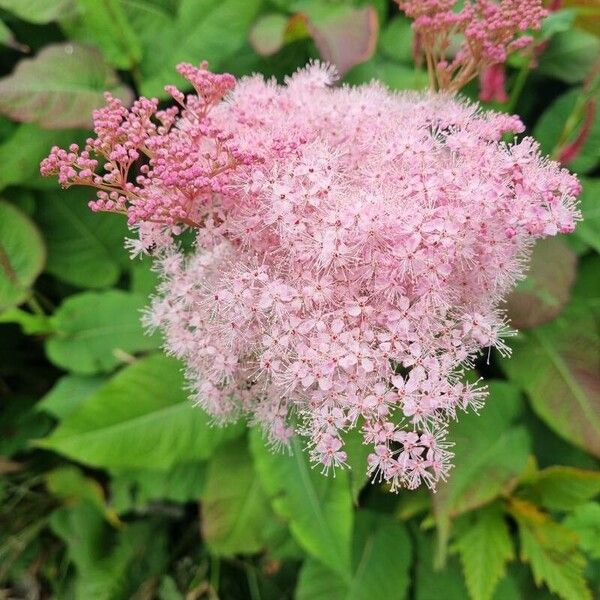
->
[41,1,581,492]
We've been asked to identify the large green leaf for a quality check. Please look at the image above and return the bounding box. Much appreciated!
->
[0,0,77,23]
[131,0,263,98]
[575,178,600,253]
[60,0,142,70]
[502,303,600,458]
[510,498,591,600]
[37,355,242,469]
[454,503,514,600]
[0,43,132,129]
[504,237,577,329]
[201,436,271,556]
[45,290,159,374]
[0,201,45,312]
[250,430,353,579]
[537,29,600,84]
[35,190,128,289]
[434,381,531,520]
[38,374,106,420]
[296,511,412,600]
[517,466,600,511]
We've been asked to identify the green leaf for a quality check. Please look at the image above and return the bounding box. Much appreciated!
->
[563,503,600,559]
[0,201,45,312]
[502,303,600,458]
[61,0,142,69]
[504,237,577,329]
[250,430,353,579]
[378,16,414,64]
[510,498,591,600]
[0,0,77,23]
[434,381,531,520]
[0,124,87,192]
[575,178,600,253]
[249,13,291,56]
[518,466,600,511]
[0,43,133,129]
[201,436,271,556]
[50,501,168,600]
[343,427,371,503]
[35,190,128,289]
[110,462,206,512]
[454,504,514,600]
[37,355,242,470]
[38,374,106,420]
[45,290,159,375]
[296,511,412,600]
[0,307,53,335]
[533,88,600,174]
[538,29,600,84]
[345,55,427,90]
[134,0,263,98]
[46,466,119,525]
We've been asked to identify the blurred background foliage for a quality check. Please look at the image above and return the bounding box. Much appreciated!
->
[0,0,598,599]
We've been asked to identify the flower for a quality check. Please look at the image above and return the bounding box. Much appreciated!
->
[40,12,580,493]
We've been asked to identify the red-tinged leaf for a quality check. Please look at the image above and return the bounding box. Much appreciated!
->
[0,43,133,129]
[502,303,600,458]
[304,5,379,76]
[504,237,577,329]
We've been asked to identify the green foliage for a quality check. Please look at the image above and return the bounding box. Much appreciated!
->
[37,354,243,469]
[45,290,159,374]
[0,1,599,597]
[0,43,133,129]
[0,200,45,311]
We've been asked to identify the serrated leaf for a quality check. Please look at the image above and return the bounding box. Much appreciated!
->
[455,504,514,600]
[60,0,142,70]
[45,290,159,375]
[35,190,128,289]
[0,0,77,23]
[575,178,600,252]
[37,355,242,470]
[38,374,106,420]
[505,237,577,329]
[0,43,133,129]
[250,430,353,579]
[518,466,600,511]
[510,498,591,600]
[296,511,412,600]
[0,201,45,312]
[502,302,600,458]
[201,436,271,556]
[563,503,600,559]
[538,29,600,84]
[135,0,262,98]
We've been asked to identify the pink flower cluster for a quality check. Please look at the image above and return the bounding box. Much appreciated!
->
[397,0,547,91]
[41,59,581,491]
